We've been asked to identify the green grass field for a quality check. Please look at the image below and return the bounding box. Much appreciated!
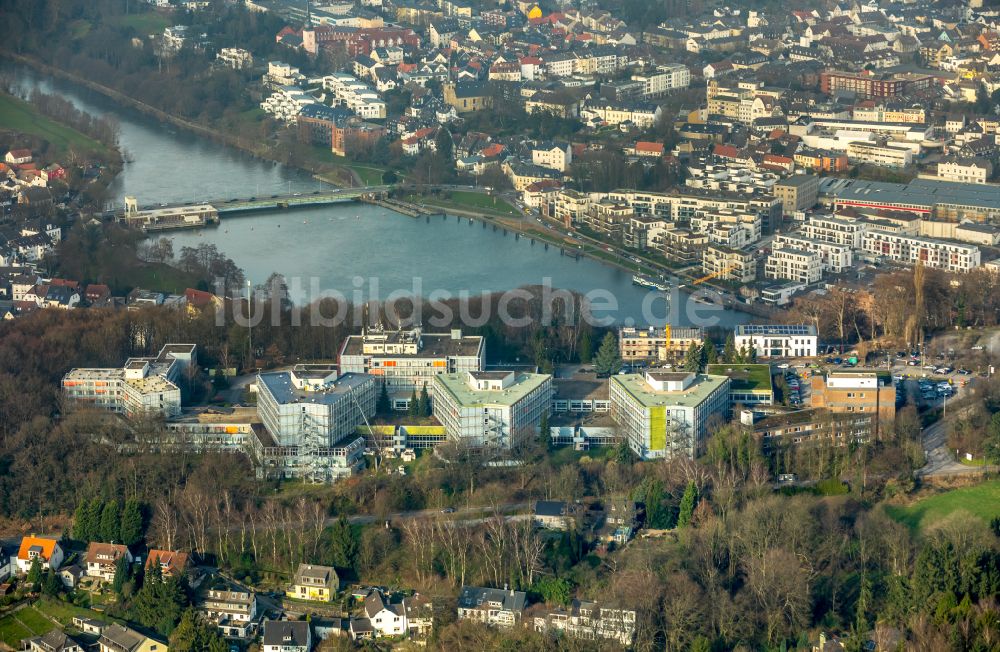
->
[34,597,95,626]
[886,480,1000,532]
[0,616,32,648]
[112,12,171,34]
[15,607,55,635]
[0,92,109,156]
[0,606,55,647]
[445,191,517,213]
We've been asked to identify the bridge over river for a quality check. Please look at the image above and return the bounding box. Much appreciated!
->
[117,185,393,231]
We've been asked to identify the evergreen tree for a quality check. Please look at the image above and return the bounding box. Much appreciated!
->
[419,384,431,417]
[407,388,419,417]
[112,552,131,595]
[376,382,391,416]
[540,412,552,452]
[594,333,622,376]
[578,328,593,363]
[703,339,718,366]
[169,609,228,652]
[99,500,121,542]
[327,516,359,572]
[722,333,737,363]
[43,568,61,596]
[27,556,42,591]
[73,501,94,542]
[134,564,188,637]
[85,498,104,540]
[120,499,144,546]
[677,481,698,528]
[435,127,454,161]
[683,342,703,373]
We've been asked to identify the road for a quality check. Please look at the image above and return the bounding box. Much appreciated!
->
[335,501,530,527]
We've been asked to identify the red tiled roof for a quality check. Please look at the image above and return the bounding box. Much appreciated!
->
[634,141,664,154]
[481,143,505,157]
[184,288,218,308]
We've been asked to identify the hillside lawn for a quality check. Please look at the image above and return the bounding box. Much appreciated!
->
[886,479,1000,533]
[0,92,109,157]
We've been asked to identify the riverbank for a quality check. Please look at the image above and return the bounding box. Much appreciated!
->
[3,53,364,186]
[0,90,113,158]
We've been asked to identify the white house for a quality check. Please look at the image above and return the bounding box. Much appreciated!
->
[16,536,64,574]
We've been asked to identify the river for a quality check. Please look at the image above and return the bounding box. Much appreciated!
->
[7,64,747,328]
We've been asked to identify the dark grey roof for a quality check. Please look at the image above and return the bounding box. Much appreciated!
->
[458,586,527,613]
[262,620,310,647]
[535,500,567,517]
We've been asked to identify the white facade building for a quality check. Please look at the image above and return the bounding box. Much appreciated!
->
[765,245,823,284]
[432,370,553,451]
[861,231,981,272]
[735,324,818,358]
[62,344,196,419]
[773,233,854,273]
[609,371,730,460]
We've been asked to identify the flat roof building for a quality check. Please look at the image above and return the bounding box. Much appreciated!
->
[62,344,197,418]
[255,366,375,482]
[706,363,774,406]
[432,370,553,451]
[619,326,705,363]
[735,324,818,358]
[609,371,730,460]
[339,326,484,406]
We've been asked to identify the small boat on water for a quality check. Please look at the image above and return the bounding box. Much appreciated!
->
[653,281,669,292]
[632,274,656,289]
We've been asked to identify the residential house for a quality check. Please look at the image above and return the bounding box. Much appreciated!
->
[71,617,106,636]
[97,624,167,652]
[534,599,637,646]
[262,620,311,652]
[16,536,64,574]
[360,589,408,637]
[287,563,338,602]
[5,149,32,165]
[457,586,527,628]
[533,500,578,530]
[59,565,84,589]
[144,550,190,579]
[85,543,133,582]
[201,588,258,638]
[24,631,85,652]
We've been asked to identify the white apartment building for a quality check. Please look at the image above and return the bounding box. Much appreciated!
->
[847,140,914,168]
[774,233,854,273]
[735,324,818,358]
[260,86,315,122]
[534,600,637,646]
[62,344,196,418]
[609,371,730,460]
[339,327,485,404]
[458,587,527,628]
[321,73,387,119]
[937,159,991,184]
[201,589,258,638]
[432,370,553,451]
[531,141,572,172]
[801,214,866,249]
[861,231,982,272]
[702,245,756,283]
[631,63,690,97]
[582,102,662,129]
[217,47,253,69]
[765,245,823,284]
[162,25,189,51]
[265,61,305,86]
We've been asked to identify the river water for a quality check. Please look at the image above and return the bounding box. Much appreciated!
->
[8,65,746,328]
